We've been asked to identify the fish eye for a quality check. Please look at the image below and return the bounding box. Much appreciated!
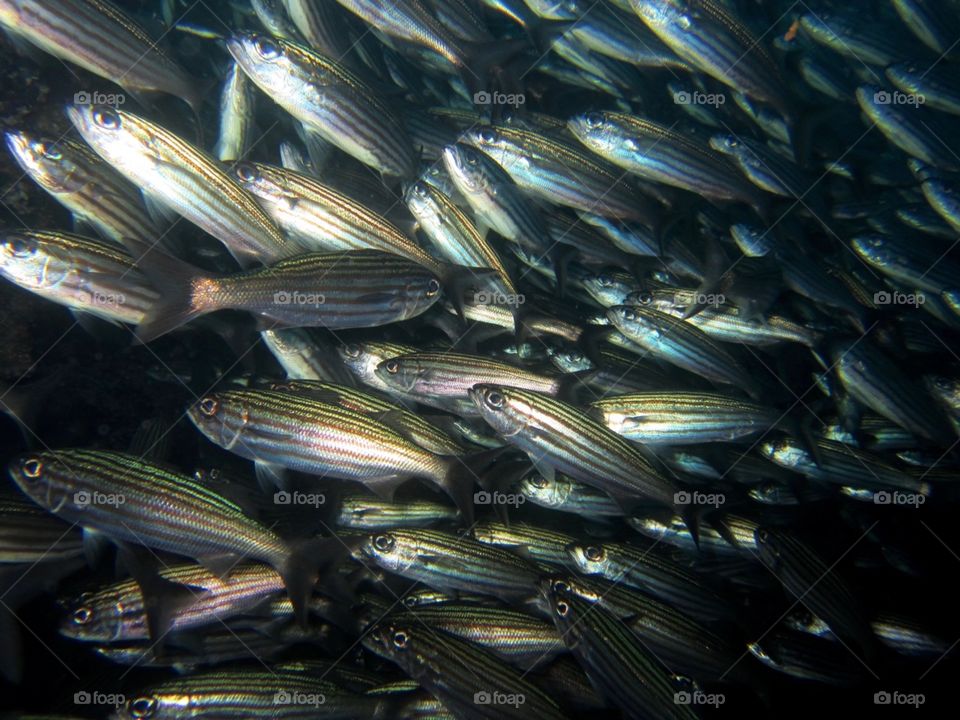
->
[531,475,548,489]
[234,162,259,183]
[636,291,652,305]
[21,458,43,479]
[478,127,497,144]
[198,397,219,416]
[92,107,121,130]
[465,151,479,166]
[552,579,569,593]
[426,279,441,297]
[384,360,400,375]
[129,696,157,718]
[555,600,570,617]
[342,344,361,359]
[4,235,35,258]
[756,529,769,544]
[584,112,604,128]
[38,142,62,160]
[584,545,604,562]
[393,630,409,649]
[373,534,395,552]
[72,606,93,625]
[622,308,637,321]
[412,182,428,197]
[255,36,281,59]
[485,391,504,409]
[597,273,613,287]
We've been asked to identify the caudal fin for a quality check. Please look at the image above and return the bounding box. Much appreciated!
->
[280,537,349,626]
[125,238,213,342]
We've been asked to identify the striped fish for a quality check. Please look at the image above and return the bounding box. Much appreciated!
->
[569,110,764,206]
[214,61,256,162]
[405,179,517,296]
[135,248,442,342]
[7,449,333,625]
[187,389,476,522]
[632,0,789,118]
[335,491,460,529]
[566,541,735,621]
[461,125,658,223]
[469,385,682,513]
[363,619,568,719]
[261,328,358,385]
[355,527,543,602]
[232,161,439,270]
[113,668,398,719]
[67,104,296,266]
[4,131,159,247]
[0,229,158,325]
[59,563,285,642]
[442,142,553,255]
[338,339,419,392]
[386,604,561,669]
[588,391,781,445]
[607,304,761,396]
[0,0,201,113]
[227,32,415,178]
[755,528,879,658]
[542,582,697,720]
[262,377,464,455]
[375,351,565,415]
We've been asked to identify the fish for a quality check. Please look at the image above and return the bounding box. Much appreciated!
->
[135,247,442,341]
[67,104,296,266]
[0,229,158,325]
[7,449,333,627]
[363,619,568,719]
[0,0,201,113]
[227,32,415,177]
[4,131,160,246]
[187,389,479,521]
